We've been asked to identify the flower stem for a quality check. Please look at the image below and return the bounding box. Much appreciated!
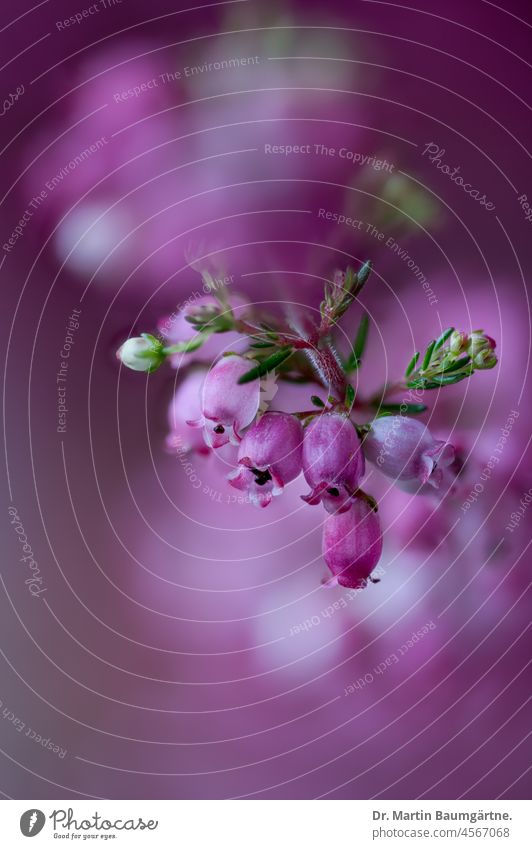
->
[305,343,347,399]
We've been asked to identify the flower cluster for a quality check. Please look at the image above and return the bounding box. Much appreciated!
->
[116,262,498,590]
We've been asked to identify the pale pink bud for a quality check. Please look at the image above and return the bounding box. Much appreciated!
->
[473,348,497,369]
[227,412,303,508]
[187,354,260,449]
[301,412,365,513]
[467,330,496,357]
[449,330,468,355]
[322,499,383,589]
[364,416,455,489]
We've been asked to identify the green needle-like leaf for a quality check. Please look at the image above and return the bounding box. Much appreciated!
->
[237,348,293,384]
[311,395,325,408]
[141,333,162,348]
[378,403,427,415]
[405,352,420,377]
[163,334,209,354]
[409,369,472,389]
[434,326,455,352]
[441,355,470,373]
[356,260,372,288]
[345,384,355,409]
[345,313,369,372]
[421,339,436,370]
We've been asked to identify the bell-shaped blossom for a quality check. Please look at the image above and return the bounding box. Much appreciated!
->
[301,413,365,513]
[322,499,383,589]
[187,355,260,449]
[363,416,455,489]
[228,413,303,508]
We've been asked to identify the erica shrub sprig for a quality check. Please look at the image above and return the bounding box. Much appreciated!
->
[116,261,498,590]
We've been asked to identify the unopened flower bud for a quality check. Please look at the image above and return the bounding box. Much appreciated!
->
[449,330,468,355]
[364,416,455,489]
[473,348,497,370]
[467,331,496,357]
[301,412,365,513]
[228,412,303,508]
[187,354,260,449]
[116,336,164,372]
[322,499,383,589]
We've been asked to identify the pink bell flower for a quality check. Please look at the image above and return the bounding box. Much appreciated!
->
[322,499,383,589]
[363,416,455,489]
[301,412,365,513]
[227,412,303,508]
[187,354,260,449]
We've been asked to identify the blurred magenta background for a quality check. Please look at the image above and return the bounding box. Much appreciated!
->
[1,0,530,799]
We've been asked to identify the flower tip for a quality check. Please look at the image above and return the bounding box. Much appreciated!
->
[473,349,498,370]
[229,422,242,445]
[116,337,164,372]
[321,575,339,588]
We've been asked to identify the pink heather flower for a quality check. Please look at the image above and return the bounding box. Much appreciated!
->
[227,412,303,508]
[187,354,260,449]
[301,412,365,513]
[363,416,455,489]
[166,368,210,456]
[322,499,383,589]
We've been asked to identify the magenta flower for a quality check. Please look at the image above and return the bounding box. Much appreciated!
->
[227,412,303,508]
[363,416,455,489]
[301,412,365,513]
[187,354,260,449]
[322,499,383,589]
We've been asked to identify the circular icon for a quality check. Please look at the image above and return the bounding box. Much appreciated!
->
[20,810,46,837]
